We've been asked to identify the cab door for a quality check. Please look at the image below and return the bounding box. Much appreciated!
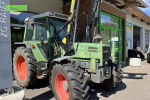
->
[31,23,49,62]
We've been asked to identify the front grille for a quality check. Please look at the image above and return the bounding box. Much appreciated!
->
[103,46,111,60]
[88,47,98,52]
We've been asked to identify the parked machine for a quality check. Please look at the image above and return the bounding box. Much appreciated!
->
[13,0,122,99]
[147,46,150,63]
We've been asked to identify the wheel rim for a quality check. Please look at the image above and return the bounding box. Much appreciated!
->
[55,73,69,100]
[16,55,27,80]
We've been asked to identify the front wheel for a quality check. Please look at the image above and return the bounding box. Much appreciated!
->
[50,63,89,100]
[13,47,38,88]
[101,65,123,90]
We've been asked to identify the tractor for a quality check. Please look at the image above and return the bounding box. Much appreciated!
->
[13,0,122,99]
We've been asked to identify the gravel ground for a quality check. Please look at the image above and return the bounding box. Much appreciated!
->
[14,61,150,100]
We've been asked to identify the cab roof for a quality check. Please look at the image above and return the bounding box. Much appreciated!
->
[25,11,68,22]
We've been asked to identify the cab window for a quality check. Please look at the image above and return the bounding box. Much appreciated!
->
[35,24,47,41]
[25,23,34,41]
[49,25,55,38]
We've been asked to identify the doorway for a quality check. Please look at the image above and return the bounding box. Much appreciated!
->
[133,26,141,49]
[11,25,25,52]
[100,11,123,65]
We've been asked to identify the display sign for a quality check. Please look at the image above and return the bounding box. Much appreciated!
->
[5,5,27,11]
[0,0,12,89]
[126,21,132,30]
[0,0,11,41]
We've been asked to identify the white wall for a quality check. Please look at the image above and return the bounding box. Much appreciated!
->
[126,13,150,54]
[126,24,133,49]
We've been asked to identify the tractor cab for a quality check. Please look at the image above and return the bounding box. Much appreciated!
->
[24,12,72,42]
[23,12,73,62]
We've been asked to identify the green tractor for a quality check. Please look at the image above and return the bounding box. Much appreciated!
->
[13,0,122,99]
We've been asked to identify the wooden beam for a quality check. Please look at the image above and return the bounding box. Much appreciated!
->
[141,19,145,22]
[132,14,137,18]
[147,23,150,25]
[106,0,124,6]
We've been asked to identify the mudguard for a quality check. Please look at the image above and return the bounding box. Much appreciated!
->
[14,42,30,48]
[13,42,30,53]
[51,56,72,66]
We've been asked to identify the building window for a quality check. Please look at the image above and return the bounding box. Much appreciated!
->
[101,13,119,28]
[145,30,149,51]
[100,11,124,64]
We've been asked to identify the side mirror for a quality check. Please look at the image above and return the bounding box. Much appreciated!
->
[93,34,103,43]
[93,34,103,40]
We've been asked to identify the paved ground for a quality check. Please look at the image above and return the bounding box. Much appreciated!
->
[14,61,150,100]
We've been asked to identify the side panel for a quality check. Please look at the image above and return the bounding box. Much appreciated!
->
[23,41,48,62]
[73,43,101,59]
[32,41,48,62]
[73,43,102,72]
[0,0,12,89]
[23,23,48,62]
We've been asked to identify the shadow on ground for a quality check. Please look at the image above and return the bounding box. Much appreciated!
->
[88,82,127,100]
[123,72,147,79]
[26,90,54,100]
[24,81,126,100]
[25,83,55,100]
[23,72,147,100]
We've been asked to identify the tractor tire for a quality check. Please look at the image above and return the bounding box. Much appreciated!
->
[13,47,38,88]
[101,66,123,90]
[50,63,89,100]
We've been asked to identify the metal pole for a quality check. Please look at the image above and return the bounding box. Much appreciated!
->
[73,0,80,43]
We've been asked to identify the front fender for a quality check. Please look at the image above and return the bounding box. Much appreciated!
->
[50,56,72,67]
[13,42,30,52]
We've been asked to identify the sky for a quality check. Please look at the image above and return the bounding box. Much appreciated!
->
[140,0,150,16]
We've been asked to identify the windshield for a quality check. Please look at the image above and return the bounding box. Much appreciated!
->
[49,18,74,41]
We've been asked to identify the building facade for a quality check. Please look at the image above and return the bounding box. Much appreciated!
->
[63,0,148,63]
[10,0,150,63]
[126,7,150,56]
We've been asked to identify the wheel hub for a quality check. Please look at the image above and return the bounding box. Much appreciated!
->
[16,55,27,81]
[55,73,69,100]
[63,81,69,91]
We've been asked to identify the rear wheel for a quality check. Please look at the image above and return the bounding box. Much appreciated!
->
[50,62,89,100]
[101,66,123,90]
[13,47,38,88]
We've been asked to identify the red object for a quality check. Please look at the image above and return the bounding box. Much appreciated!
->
[55,73,69,100]
[16,55,27,80]
[32,45,36,48]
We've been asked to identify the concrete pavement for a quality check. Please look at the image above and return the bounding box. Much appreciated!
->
[97,61,150,100]
[14,61,150,100]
